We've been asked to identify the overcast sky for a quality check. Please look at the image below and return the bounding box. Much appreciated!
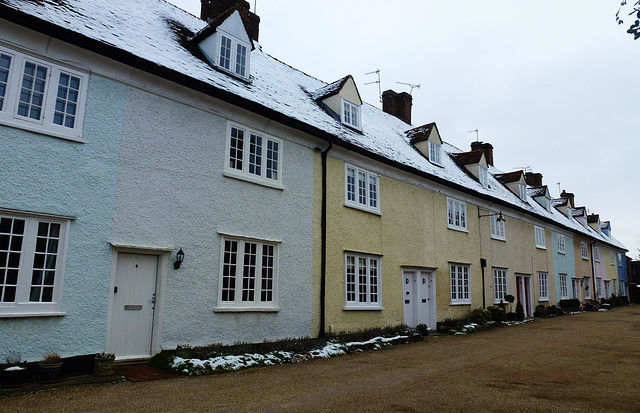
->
[168,0,640,258]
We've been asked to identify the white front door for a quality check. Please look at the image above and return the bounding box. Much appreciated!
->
[402,270,436,329]
[108,253,158,358]
[571,279,580,300]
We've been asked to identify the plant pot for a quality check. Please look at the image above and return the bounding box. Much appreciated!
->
[39,362,62,383]
[93,357,115,376]
[1,366,28,388]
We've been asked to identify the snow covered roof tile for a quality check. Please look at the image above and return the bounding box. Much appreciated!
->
[451,150,484,166]
[405,122,436,143]
[494,170,524,184]
[310,76,351,101]
[528,186,548,197]
[0,0,626,252]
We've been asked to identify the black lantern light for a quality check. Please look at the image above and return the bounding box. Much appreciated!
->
[174,248,185,269]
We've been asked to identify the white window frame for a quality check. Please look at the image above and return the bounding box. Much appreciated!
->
[345,164,380,214]
[557,234,565,254]
[0,45,88,142]
[559,274,568,299]
[450,264,471,305]
[534,225,546,249]
[518,184,527,200]
[618,252,623,267]
[344,252,381,310]
[215,31,250,80]
[604,280,611,298]
[447,198,467,232]
[428,141,441,165]
[490,212,505,240]
[0,212,70,317]
[341,98,361,130]
[597,278,603,298]
[538,272,549,301]
[216,236,279,311]
[610,251,615,266]
[493,268,508,303]
[581,242,588,260]
[594,246,600,262]
[478,165,488,188]
[224,123,283,188]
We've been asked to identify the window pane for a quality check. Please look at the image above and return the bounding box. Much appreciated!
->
[346,255,356,302]
[222,240,238,301]
[346,167,356,202]
[235,43,247,77]
[248,134,262,176]
[18,61,48,120]
[358,171,367,205]
[229,127,244,170]
[0,53,11,111]
[265,139,279,180]
[260,244,274,302]
[53,72,81,128]
[242,242,257,302]
[219,35,232,70]
[368,175,378,208]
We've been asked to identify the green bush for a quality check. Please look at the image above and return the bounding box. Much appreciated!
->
[534,304,546,318]
[486,306,506,322]
[468,308,490,325]
[515,302,525,321]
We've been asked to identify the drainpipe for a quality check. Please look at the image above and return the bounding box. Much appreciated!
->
[480,258,487,309]
[590,241,597,303]
[319,142,332,338]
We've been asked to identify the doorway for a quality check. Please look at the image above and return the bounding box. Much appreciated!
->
[402,269,436,329]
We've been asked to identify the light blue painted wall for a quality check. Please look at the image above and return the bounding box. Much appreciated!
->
[111,87,315,348]
[551,232,575,303]
[0,76,126,361]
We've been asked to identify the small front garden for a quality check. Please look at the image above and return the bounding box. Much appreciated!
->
[152,324,428,376]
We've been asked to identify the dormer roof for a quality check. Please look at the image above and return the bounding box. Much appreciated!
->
[552,198,568,207]
[528,186,549,198]
[587,214,600,224]
[495,170,525,184]
[191,8,254,50]
[406,122,441,144]
[451,149,485,166]
[573,206,587,218]
[312,75,362,104]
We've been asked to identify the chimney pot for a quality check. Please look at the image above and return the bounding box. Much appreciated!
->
[470,141,494,166]
[382,90,412,125]
[525,172,543,187]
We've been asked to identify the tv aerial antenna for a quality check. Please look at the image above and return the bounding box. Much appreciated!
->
[396,81,421,95]
[365,69,382,103]
[468,129,479,142]
[513,166,531,173]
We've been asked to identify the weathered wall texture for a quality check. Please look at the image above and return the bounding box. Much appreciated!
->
[0,74,126,361]
[111,86,316,348]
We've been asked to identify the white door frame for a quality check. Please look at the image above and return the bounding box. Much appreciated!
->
[106,244,171,359]
[402,267,436,330]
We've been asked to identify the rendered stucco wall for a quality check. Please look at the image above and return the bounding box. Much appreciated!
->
[0,76,125,361]
[552,232,576,303]
[111,86,316,347]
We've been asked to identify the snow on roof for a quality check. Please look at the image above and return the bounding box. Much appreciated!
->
[451,150,484,166]
[0,0,626,252]
[310,76,350,101]
[528,186,548,197]
[494,170,523,183]
[405,122,436,143]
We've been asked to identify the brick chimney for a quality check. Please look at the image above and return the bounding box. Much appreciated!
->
[382,90,412,125]
[470,141,494,166]
[525,172,543,187]
[200,0,260,42]
[560,190,575,208]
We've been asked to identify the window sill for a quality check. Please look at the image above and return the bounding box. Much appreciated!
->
[214,306,279,313]
[448,226,468,233]
[582,257,589,260]
[223,170,284,190]
[1,117,85,143]
[0,311,66,318]
[344,203,381,216]
[538,299,549,302]
[343,305,383,311]
[490,236,506,242]
[536,246,547,250]
[450,302,471,306]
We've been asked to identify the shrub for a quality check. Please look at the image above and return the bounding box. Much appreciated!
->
[506,312,518,321]
[534,304,547,318]
[468,308,490,325]
[486,306,506,322]
[515,302,525,321]
[558,299,581,311]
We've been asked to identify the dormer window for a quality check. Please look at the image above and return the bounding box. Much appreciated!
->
[429,141,441,165]
[216,32,250,78]
[341,98,361,130]
[479,166,488,187]
[193,10,252,81]
[519,184,526,200]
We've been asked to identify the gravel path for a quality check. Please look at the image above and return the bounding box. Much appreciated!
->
[3,306,640,412]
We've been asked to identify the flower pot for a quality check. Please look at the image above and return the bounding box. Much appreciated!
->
[1,366,28,388]
[93,356,115,376]
[39,362,62,383]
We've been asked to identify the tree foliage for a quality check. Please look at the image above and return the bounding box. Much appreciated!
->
[617,1,640,40]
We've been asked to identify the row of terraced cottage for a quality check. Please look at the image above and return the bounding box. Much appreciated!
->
[0,0,630,361]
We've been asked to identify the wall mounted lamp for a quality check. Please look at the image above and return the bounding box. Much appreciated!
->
[174,248,185,269]
[478,211,506,222]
